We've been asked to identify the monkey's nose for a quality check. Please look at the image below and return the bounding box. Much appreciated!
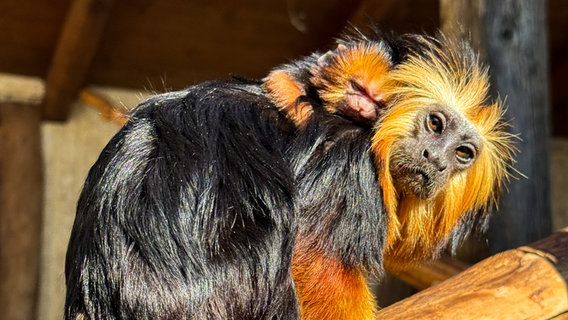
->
[422,149,448,172]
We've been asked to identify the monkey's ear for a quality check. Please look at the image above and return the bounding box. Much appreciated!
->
[316,50,335,69]
[316,44,348,68]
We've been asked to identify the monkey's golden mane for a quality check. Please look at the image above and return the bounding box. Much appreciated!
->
[371,36,516,267]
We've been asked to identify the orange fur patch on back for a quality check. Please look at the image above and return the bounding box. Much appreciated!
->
[292,239,377,320]
[371,36,516,268]
[263,69,313,126]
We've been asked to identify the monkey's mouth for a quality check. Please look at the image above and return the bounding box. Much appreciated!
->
[411,168,430,184]
[391,161,439,199]
[409,168,439,199]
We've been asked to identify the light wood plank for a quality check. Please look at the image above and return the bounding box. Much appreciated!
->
[376,228,568,319]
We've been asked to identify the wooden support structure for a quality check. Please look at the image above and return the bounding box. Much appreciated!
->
[42,0,116,121]
[376,228,568,319]
[440,0,552,254]
[390,256,468,291]
[0,103,43,320]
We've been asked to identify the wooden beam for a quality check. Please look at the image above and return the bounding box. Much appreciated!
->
[42,0,116,121]
[376,256,468,307]
[389,256,468,291]
[376,228,568,319]
[0,73,45,105]
[0,103,43,320]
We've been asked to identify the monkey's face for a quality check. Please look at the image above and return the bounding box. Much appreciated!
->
[389,105,482,199]
[371,35,516,264]
[311,42,393,123]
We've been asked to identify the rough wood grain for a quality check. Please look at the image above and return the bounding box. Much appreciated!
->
[483,0,552,253]
[42,0,116,121]
[519,227,568,282]
[376,229,568,319]
[0,103,43,320]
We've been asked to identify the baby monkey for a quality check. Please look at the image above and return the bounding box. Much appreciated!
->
[263,31,402,126]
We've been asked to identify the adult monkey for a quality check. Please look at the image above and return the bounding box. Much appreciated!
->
[65,32,515,319]
[265,33,515,319]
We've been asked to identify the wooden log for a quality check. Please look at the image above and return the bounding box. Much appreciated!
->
[389,256,468,291]
[376,228,568,319]
[0,103,43,320]
[42,0,116,121]
[483,0,552,253]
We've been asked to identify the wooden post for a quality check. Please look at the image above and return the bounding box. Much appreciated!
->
[0,103,43,320]
[376,228,568,319]
[440,0,552,254]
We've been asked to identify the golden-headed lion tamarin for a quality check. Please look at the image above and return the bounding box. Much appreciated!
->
[65,29,515,320]
[375,36,515,269]
[263,33,515,320]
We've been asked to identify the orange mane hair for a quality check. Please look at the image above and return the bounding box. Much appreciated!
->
[371,36,516,268]
[263,68,313,125]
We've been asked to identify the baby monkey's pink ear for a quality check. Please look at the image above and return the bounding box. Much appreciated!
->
[316,44,348,68]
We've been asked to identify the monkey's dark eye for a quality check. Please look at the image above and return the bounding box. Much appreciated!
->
[427,114,444,133]
[350,79,367,95]
[456,146,475,162]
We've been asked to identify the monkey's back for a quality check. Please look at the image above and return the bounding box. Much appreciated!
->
[65,79,300,320]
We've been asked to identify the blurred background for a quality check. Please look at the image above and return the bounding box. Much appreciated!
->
[0,0,566,319]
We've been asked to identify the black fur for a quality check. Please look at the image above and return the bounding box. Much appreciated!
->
[65,76,390,319]
[65,79,300,319]
[289,111,386,275]
[61,31,501,319]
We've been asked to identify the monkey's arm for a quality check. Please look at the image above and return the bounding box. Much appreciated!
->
[263,58,315,126]
[288,117,386,320]
[292,241,376,320]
